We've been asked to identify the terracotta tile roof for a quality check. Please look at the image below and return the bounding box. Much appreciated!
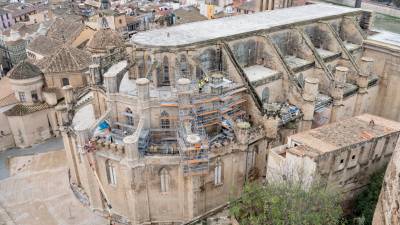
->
[290,114,400,154]
[4,102,51,116]
[236,0,257,11]
[26,35,63,56]
[0,77,13,100]
[0,93,18,108]
[39,45,91,73]
[87,28,125,51]
[46,18,85,42]
[174,7,207,25]
[2,22,40,38]
[7,61,43,80]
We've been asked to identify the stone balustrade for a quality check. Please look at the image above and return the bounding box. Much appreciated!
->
[248,125,265,143]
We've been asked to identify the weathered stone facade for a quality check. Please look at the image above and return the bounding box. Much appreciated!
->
[267,114,400,199]
[58,4,400,224]
[372,119,400,225]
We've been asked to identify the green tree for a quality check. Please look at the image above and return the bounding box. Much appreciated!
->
[229,182,343,225]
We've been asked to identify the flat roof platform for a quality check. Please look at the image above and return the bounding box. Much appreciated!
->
[131,4,360,47]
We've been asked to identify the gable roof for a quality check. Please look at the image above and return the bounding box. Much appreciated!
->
[46,18,85,42]
[290,114,400,154]
[8,61,43,80]
[39,45,91,73]
[27,35,63,56]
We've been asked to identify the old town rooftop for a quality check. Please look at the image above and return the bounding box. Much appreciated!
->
[131,4,361,47]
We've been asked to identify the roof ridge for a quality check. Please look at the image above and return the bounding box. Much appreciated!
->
[42,44,90,73]
[8,60,42,79]
[42,46,65,72]
[67,46,81,70]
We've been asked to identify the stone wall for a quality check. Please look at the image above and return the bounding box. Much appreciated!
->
[87,141,264,224]
[364,40,400,121]
[7,108,54,148]
[0,108,15,151]
[373,134,400,225]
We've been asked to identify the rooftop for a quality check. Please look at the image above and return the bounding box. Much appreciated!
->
[243,65,281,85]
[39,45,91,73]
[131,4,360,47]
[236,0,257,11]
[0,93,18,108]
[7,61,43,80]
[103,60,127,78]
[3,3,37,15]
[86,28,125,51]
[4,102,51,117]
[290,114,400,154]
[1,22,41,39]
[73,102,95,131]
[173,7,207,25]
[0,77,14,100]
[26,35,63,56]
[46,17,85,42]
[368,30,400,48]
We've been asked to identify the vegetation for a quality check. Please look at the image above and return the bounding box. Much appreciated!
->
[345,169,386,225]
[229,182,343,225]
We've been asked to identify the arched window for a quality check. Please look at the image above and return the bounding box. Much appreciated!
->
[298,73,305,88]
[179,55,189,78]
[214,158,222,185]
[247,40,257,66]
[125,108,134,126]
[196,66,203,80]
[251,145,258,168]
[62,78,70,87]
[146,56,152,75]
[162,56,170,85]
[235,43,247,66]
[31,90,39,102]
[160,168,169,192]
[106,159,117,185]
[138,62,144,78]
[261,87,270,103]
[199,49,217,72]
[160,111,170,129]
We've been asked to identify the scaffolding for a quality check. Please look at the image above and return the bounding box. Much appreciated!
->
[147,111,179,155]
[220,94,247,120]
[176,69,249,176]
[193,96,221,130]
[176,78,210,176]
[136,129,149,155]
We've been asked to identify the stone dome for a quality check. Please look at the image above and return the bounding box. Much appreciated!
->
[8,61,43,80]
[86,28,125,52]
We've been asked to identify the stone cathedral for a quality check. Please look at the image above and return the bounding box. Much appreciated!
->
[57,4,400,225]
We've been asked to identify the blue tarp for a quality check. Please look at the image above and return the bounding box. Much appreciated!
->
[98,121,110,130]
